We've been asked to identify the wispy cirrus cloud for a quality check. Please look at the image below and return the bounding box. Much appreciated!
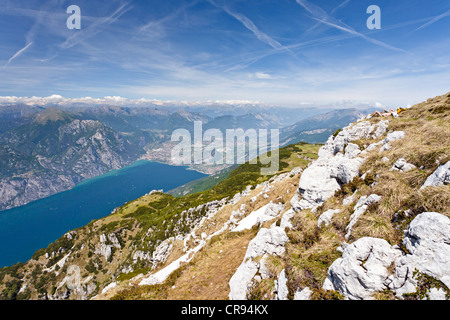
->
[295,0,407,54]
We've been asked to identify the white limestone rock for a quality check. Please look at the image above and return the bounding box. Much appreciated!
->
[318,120,388,159]
[294,287,312,300]
[296,155,364,211]
[291,119,391,212]
[279,208,296,230]
[344,143,361,159]
[232,201,284,232]
[389,212,450,298]
[379,131,405,152]
[323,237,402,300]
[318,209,340,228]
[420,161,450,189]
[426,287,447,300]
[152,238,174,269]
[371,120,389,139]
[342,190,357,206]
[390,158,416,172]
[345,194,381,240]
[228,226,289,300]
[276,269,289,300]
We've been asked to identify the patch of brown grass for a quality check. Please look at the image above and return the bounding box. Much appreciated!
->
[165,228,258,300]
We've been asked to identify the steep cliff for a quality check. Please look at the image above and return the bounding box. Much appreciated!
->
[0,110,142,211]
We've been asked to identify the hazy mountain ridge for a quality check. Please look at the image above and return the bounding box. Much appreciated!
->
[0,103,367,210]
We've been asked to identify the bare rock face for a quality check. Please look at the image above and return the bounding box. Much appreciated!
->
[318,120,388,159]
[228,225,289,300]
[318,209,341,228]
[294,151,364,211]
[420,161,450,189]
[291,120,390,212]
[388,212,450,298]
[323,237,402,300]
[323,212,450,300]
[231,201,285,232]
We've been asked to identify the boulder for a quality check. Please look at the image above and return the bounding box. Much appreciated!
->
[323,237,402,300]
[389,212,450,298]
[232,201,284,232]
[318,209,340,228]
[292,119,392,211]
[279,208,296,230]
[420,161,450,189]
[342,190,357,206]
[379,131,405,152]
[390,158,416,172]
[294,287,312,300]
[295,155,363,210]
[276,269,289,300]
[229,226,289,300]
[344,143,361,159]
[318,120,388,159]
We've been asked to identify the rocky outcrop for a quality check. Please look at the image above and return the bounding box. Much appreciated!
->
[420,161,450,189]
[292,120,389,212]
[318,120,388,158]
[318,209,340,228]
[323,237,402,300]
[132,237,174,270]
[293,155,364,211]
[95,233,122,261]
[231,201,284,232]
[323,212,450,300]
[388,212,450,298]
[228,225,289,300]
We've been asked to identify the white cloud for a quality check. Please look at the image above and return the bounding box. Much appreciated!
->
[249,72,272,79]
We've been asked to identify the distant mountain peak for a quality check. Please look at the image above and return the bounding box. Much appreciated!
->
[33,108,73,125]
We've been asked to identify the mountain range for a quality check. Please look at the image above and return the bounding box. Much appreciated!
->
[0,102,373,211]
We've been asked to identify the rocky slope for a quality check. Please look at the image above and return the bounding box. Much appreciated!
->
[0,92,449,300]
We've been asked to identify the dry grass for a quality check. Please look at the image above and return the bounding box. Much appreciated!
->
[284,208,342,299]
[351,214,397,243]
[281,92,450,299]
[349,93,450,244]
[165,228,258,300]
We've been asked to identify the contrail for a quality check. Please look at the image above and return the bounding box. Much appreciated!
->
[414,9,450,32]
[60,2,132,49]
[295,0,406,53]
[207,0,294,55]
[4,42,33,68]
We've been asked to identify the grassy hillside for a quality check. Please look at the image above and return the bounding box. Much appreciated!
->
[167,166,237,197]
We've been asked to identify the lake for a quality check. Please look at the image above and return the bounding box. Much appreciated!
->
[0,160,206,268]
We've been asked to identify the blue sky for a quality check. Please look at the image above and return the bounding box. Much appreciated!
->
[0,0,449,106]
